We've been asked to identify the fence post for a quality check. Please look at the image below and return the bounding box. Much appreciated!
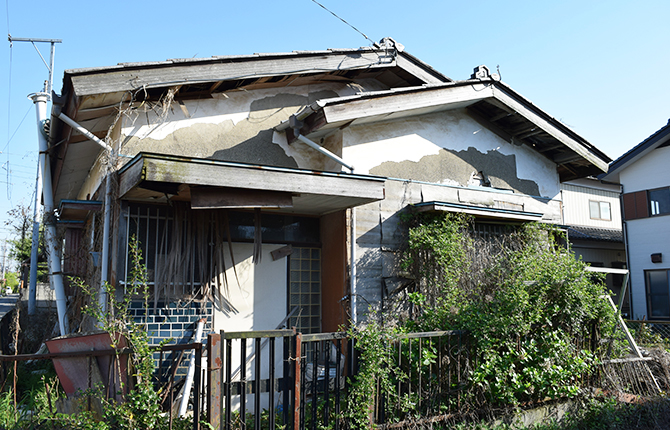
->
[193,344,201,430]
[293,333,302,430]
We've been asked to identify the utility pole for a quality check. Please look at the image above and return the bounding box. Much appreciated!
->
[8,36,61,316]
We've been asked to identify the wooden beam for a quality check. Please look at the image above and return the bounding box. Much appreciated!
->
[466,106,514,143]
[190,187,293,209]
[70,52,396,96]
[118,154,385,201]
[489,111,512,122]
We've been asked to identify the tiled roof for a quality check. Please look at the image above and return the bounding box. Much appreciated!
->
[566,225,623,243]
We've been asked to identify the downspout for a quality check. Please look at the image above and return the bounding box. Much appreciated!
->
[288,116,358,325]
[179,318,206,417]
[57,112,113,314]
[350,206,357,326]
[619,183,634,317]
[29,92,68,335]
[28,152,44,315]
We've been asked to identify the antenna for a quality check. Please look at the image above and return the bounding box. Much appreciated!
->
[7,36,62,319]
[7,36,62,99]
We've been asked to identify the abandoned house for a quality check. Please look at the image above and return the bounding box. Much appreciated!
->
[45,38,613,346]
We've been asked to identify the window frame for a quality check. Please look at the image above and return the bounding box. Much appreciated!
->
[648,186,670,217]
[588,200,612,221]
[645,269,670,319]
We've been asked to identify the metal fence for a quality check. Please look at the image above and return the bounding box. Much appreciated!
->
[201,329,470,430]
[625,320,670,348]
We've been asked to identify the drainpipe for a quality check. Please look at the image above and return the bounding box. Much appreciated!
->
[294,134,354,172]
[179,318,206,417]
[57,112,113,314]
[288,116,359,325]
[619,183,634,317]
[29,92,69,335]
[350,206,357,326]
[28,155,44,315]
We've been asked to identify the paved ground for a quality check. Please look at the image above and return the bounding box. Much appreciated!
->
[0,293,19,320]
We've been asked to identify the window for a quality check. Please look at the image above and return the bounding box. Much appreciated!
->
[648,187,670,216]
[288,247,321,334]
[589,200,611,221]
[646,269,670,319]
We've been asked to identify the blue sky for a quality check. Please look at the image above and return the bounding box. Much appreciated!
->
[1,0,669,254]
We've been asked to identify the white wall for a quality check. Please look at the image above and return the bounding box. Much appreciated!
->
[619,146,670,193]
[561,182,622,228]
[212,243,288,412]
[342,109,561,199]
[213,243,287,332]
[626,217,670,319]
[619,146,670,319]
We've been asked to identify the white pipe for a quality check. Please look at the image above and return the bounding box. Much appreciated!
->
[350,206,357,326]
[179,318,206,417]
[295,134,354,172]
[57,112,113,314]
[28,159,44,315]
[57,112,112,152]
[99,172,112,313]
[29,92,69,335]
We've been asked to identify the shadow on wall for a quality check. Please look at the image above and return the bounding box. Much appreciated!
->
[370,147,541,197]
[210,90,339,168]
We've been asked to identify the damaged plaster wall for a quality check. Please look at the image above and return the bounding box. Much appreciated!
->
[118,83,369,169]
[351,177,563,323]
[342,109,560,199]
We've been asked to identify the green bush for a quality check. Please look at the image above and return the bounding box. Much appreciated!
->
[401,215,616,406]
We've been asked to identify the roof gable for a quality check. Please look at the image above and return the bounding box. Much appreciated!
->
[280,76,611,181]
[603,121,670,182]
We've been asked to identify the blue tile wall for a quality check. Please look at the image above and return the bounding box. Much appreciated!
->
[129,301,213,379]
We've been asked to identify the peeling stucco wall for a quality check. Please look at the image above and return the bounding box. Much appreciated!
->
[119,84,362,169]
[342,109,560,199]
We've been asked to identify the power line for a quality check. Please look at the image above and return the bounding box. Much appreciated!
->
[309,0,376,46]
[1,104,33,153]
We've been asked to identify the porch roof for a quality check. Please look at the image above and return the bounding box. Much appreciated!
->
[414,201,543,222]
[118,153,385,215]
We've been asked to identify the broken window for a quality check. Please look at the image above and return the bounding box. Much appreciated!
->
[119,203,320,301]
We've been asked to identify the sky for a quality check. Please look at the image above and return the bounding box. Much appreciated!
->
[0,0,669,266]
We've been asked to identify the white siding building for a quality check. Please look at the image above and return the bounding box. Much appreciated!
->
[603,122,670,320]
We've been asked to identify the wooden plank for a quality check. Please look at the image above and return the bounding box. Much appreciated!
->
[190,187,293,209]
[396,54,448,85]
[70,52,395,96]
[322,84,493,125]
[118,157,146,198]
[138,155,385,201]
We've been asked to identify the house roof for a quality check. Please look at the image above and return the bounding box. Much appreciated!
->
[414,201,543,222]
[48,39,449,204]
[279,76,612,182]
[602,120,670,182]
[566,225,623,243]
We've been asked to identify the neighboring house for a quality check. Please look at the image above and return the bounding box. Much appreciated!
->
[561,178,627,314]
[46,39,612,344]
[603,121,670,320]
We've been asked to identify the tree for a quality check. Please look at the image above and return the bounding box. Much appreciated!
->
[4,203,47,284]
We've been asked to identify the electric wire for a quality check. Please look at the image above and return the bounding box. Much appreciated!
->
[309,0,376,45]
